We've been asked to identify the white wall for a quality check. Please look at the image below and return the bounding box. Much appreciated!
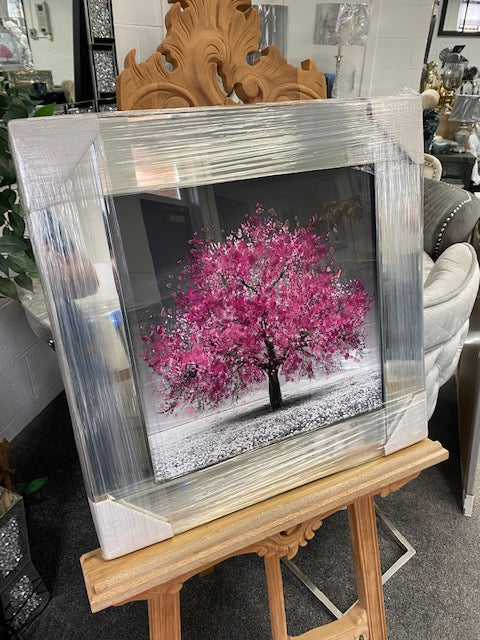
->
[111,0,165,72]
[364,0,433,96]
[23,0,74,85]
[0,299,63,441]
[111,0,432,98]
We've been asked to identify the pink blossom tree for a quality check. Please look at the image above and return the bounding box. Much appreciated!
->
[143,206,371,413]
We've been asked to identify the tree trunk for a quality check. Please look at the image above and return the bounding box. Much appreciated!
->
[268,369,283,410]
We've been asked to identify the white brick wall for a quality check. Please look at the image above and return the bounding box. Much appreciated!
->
[363,0,433,96]
[0,300,63,441]
[112,0,166,73]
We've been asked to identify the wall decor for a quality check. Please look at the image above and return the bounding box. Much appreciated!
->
[9,97,427,559]
[314,3,370,98]
[83,0,118,110]
[0,28,20,65]
[439,0,480,36]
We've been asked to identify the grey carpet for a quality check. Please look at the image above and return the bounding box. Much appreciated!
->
[7,376,480,640]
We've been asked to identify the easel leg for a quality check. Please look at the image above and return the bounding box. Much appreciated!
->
[264,555,289,640]
[148,588,181,640]
[348,496,387,640]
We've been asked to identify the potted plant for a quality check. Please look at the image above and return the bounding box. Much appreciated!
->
[0,90,55,301]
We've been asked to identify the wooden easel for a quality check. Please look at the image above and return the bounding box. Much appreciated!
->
[92,5,448,638]
[81,439,447,640]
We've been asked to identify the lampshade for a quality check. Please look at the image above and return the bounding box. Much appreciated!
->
[449,94,480,122]
[314,3,370,46]
[251,4,288,57]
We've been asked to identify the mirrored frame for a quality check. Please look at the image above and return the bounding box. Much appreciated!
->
[9,97,427,558]
[438,0,480,36]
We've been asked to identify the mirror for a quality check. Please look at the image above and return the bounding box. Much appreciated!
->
[438,0,480,36]
[0,0,117,111]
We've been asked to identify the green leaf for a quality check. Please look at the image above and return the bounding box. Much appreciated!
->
[8,211,25,236]
[8,252,36,273]
[0,235,27,253]
[0,135,9,155]
[0,276,18,300]
[17,92,37,111]
[3,102,29,123]
[26,477,47,494]
[10,202,23,217]
[0,173,16,188]
[0,156,15,182]
[0,94,10,110]
[34,103,56,117]
[14,272,33,292]
[0,255,9,275]
[0,189,17,209]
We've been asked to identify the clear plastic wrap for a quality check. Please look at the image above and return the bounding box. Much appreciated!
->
[9,96,426,559]
[314,3,370,46]
[252,4,288,57]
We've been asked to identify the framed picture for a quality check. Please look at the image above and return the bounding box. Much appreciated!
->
[118,168,382,484]
[9,97,427,559]
[0,29,20,65]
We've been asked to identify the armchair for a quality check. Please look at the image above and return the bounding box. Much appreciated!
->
[423,176,480,515]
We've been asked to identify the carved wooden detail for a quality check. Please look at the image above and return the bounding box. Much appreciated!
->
[246,516,324,560]
[292,604,369,640]
[116,0,326,110]
[378,473,420,499]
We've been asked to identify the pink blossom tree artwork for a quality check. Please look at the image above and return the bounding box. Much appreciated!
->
[0,44,13,60]
[143,206,371,413]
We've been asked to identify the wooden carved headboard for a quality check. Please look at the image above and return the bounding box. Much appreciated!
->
[116,0,327,110]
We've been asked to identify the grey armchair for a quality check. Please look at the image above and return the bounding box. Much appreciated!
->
[423,177,480,515]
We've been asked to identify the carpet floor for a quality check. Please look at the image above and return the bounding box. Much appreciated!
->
[5,376,480,640]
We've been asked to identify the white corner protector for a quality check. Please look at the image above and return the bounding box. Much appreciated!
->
[383,391,428,456]
[89,496,173,560]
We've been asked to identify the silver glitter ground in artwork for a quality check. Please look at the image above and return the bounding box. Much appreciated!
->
[0,518,22,578]
[8,574,42,629]
[88,0,113,39]
[93,50,116,93]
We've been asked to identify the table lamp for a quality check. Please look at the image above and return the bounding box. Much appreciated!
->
[439,61,465,113]
[449,94,480,150]
[313,3,369,98]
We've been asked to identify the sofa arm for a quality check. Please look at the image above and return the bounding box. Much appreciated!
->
[424,178,480,259]
[424,243,480,418]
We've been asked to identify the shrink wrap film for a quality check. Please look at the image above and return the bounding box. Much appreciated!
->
[9,96,427,558]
